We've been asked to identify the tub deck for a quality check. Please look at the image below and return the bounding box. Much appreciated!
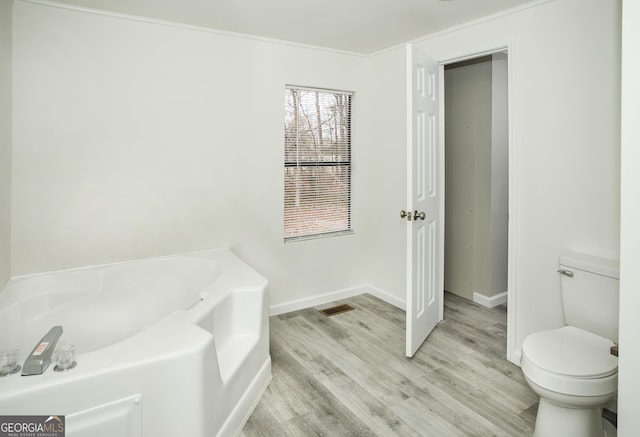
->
[0,248,271,437]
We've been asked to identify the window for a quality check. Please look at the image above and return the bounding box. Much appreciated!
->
[284,86,353,241]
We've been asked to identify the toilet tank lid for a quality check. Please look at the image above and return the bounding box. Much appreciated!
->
[560,252,619,279]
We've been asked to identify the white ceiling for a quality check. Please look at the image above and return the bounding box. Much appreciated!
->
[49,0,539,54]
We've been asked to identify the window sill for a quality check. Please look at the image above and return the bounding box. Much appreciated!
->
[284,230,354,243]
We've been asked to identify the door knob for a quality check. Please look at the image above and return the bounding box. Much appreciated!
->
[400,210,412,221]
[413,210,426,221]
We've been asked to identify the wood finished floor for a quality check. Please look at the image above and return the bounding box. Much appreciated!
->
[241,292,538,436]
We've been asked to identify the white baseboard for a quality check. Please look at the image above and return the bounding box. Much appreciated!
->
[473,291,508,308]
[269,285,367,316]
[269,284,405,316]
[510,349,522,367]
[365,285,406,310]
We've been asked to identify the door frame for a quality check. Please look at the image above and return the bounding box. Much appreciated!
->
[437,40,519,364]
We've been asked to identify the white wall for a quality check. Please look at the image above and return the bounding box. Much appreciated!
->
[360,46,408,304]
[617,0,640,434]
[366,0,621,356]
[11,1,371,307]
[0,0,11,289]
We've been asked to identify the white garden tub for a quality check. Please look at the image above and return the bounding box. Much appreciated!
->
[0,248,271,437]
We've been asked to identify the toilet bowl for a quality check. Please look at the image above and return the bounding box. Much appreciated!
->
[522,253,619,437]
[522,326,618,437]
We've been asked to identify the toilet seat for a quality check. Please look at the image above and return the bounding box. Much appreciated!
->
[521,326,618,397]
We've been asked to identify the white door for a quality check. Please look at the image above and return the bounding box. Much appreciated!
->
[405,44,442,358]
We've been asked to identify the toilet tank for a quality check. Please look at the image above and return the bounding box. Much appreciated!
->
[559,252,620,341]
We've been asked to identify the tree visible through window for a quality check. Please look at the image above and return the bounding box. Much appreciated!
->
[284,86,353,241]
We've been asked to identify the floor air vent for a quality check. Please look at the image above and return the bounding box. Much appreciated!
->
[319,304,355,316]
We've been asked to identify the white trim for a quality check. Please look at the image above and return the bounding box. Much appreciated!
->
[369,0,551,57]
[473,291,508,308]
[269,285,366,316]
[438,62,446,324]
[513,349,522,367]
[366,285,406,311]
[268,285,405,316]
[440,47,508,67]
[505,39,519,366]
[17,0,367,57]
[20,0,549,58]
[412,0,551,46]
[285,84,354,96]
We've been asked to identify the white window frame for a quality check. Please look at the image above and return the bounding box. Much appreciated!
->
[284,85,354,242]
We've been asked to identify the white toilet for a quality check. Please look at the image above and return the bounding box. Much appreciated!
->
[521,252,619,437]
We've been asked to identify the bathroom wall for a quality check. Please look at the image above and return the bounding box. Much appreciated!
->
[359,45,408,306]
[413,0,621,352]
[11,1,370,306]
[618,0,640,433]
[10,0,622,361]
[0,0,11,289]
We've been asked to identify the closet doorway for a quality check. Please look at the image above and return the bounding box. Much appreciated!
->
[443,53,509,321]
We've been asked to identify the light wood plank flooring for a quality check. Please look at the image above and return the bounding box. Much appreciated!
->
[241,292,538,436]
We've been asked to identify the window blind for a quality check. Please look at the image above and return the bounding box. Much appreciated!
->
[284,86,353,241]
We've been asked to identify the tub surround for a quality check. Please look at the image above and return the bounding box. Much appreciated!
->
[0,248,271,437]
